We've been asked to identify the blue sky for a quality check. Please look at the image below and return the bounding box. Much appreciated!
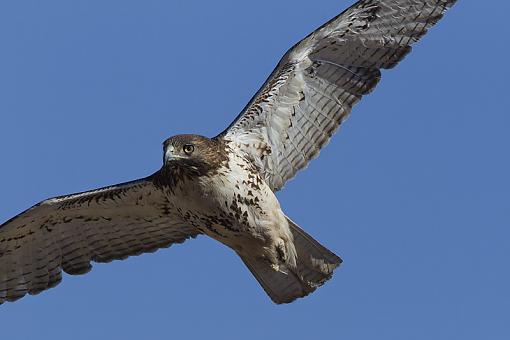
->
[0,1,508,339]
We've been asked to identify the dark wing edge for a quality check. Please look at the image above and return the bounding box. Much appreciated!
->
[217,0,458,191]
[0,175,200,304]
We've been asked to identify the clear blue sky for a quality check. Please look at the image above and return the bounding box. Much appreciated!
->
[0,1,508,339]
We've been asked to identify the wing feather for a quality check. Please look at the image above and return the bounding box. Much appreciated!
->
[218,0,457,191]
[0,175,199,304]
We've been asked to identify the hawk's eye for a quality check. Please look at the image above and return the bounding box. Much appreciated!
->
[183,144,195,155]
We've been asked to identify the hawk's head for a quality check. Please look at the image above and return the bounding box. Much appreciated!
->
[162,134,227,175]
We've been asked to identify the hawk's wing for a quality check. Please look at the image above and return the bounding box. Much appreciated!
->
[218,0,457,191]
[0,175,199,304]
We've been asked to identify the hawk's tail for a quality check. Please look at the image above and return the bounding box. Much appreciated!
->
[239,216,342,304]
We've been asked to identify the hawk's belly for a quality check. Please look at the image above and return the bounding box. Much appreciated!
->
[165,154,289,257]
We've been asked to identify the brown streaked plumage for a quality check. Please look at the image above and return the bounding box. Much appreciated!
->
[0,0,457,305]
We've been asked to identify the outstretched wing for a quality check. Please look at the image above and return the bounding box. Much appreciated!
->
[0,175,199,304]
[219,0,457,191]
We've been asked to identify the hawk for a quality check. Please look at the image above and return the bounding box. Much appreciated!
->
[0,0,457,304]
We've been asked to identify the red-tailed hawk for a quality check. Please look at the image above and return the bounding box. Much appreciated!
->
[0,0,457,304]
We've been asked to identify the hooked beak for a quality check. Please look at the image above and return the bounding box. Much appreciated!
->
[164,145,185,163]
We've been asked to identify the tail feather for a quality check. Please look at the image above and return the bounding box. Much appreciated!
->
[239,216,342,304]
[239,255,315,304]
[286,216,342,287]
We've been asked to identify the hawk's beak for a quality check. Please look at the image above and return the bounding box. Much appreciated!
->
[164,146,175,163]
[164,146,185,163]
